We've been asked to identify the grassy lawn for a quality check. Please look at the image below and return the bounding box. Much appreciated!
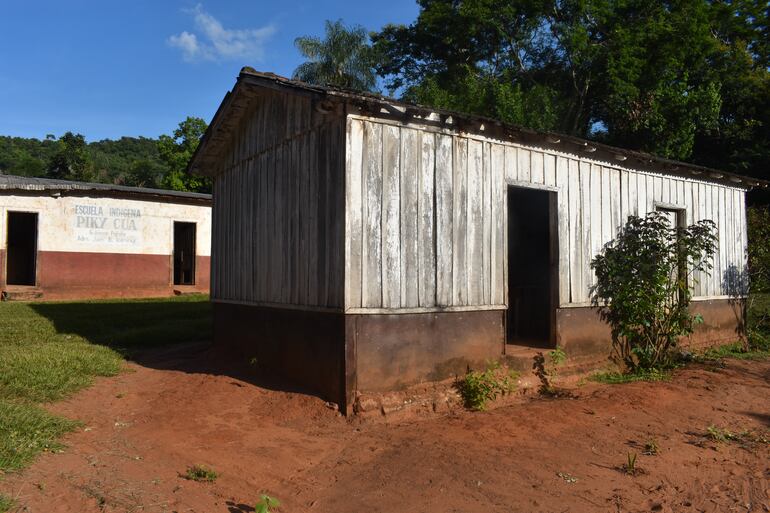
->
[0,295,211,488]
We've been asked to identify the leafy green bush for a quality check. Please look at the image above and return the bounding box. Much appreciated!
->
[458,362,519,411]
[591,212,717,371]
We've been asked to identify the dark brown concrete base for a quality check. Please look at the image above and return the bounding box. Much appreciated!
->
[211,299,742,414]
[555,299,745,360]
[350,310,505,392]
[213,302,347,410]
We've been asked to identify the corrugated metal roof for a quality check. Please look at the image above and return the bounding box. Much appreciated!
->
[0,174,211,202]
[189,68,768,190]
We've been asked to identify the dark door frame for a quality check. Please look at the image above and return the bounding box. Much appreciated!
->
[5,210,39,287]
[504,183,560,349]
[173,221,197,286]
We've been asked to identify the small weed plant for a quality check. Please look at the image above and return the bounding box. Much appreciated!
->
[459,362,519,411]
[643,438,659,455]
[533,348,567,395]
[706,425,740,443]
[183,464,218,482]
[623,452,639,475]
[591,212,717,372]
[255,494,281,513]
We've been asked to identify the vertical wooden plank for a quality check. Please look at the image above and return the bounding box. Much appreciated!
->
[381,124,402,309]
[627,170,638,217]
[504,146,517,183]
[589,163,602,291]
[636,172,647,217]
[724,186,735,289]
[718,186,727,295]
[653,175,662,204]
[297,135,308,304]
[344,118,364,309]
[738,190,748,283]
[467,139,484,305]
[660,177,676,204]
[733,188,744,279]
[601,166,612,246]
[568,159,584,303]
[530,150,544,184]
[275,144,286,303]
[452,137,469,305]
[435,134,454,306]
[316,125,329,306]
[703,183,714,296]
[361,122,383,308]
[491,143,505,305]
[307,131,319,305]
[709,184,721,296]
[482,142,492,304]
[556,156,570,305]
[330,118,346,308]
[544,153,556,188]
[517,147,531,183]
[610,168,622,241]
[418,131,436,307]
[400,127,420,308]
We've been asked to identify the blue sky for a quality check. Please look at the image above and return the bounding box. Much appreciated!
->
[0,1,419,141]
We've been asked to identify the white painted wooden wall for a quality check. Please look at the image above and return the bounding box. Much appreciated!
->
[211,90,346,309]
[344,115,749,312]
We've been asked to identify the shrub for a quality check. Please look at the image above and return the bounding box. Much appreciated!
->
[591,212,717,371]
[458,362,519,411]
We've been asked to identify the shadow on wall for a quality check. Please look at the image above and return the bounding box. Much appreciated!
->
[29,298,326,400]
[722,264,749,341]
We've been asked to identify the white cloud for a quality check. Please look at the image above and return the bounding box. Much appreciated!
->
[168,4,276,62]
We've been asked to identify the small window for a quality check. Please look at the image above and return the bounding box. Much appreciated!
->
[173,222,196,286]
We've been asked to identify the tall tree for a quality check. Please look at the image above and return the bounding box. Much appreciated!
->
[158,117,210,193]
[373,0,770,178]
[45,132,92,181]
[293,19,378,91]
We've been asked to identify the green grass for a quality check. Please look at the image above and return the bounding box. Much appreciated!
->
[0,295,212,476]
[702,341,770,361]
[0,400,80,472]
[589,367,673,384]
[0,494,14,513]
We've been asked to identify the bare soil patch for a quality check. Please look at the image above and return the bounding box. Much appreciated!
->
[2,345,768,513]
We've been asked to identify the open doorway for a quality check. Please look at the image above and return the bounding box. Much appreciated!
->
[173,222,196,286]
[6,212,38,286]
[506,187,558,348]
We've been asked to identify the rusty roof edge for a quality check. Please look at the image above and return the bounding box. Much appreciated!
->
[193,68,769,189]
[0,175,211,202]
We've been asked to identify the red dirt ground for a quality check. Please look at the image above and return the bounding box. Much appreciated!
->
[2,345,768,513]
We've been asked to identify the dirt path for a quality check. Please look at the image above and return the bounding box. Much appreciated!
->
[2,346,768,513]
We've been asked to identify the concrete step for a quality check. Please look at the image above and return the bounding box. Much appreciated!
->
[2,287,44,301]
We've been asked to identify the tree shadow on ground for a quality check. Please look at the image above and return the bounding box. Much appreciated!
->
[29,299,327,403]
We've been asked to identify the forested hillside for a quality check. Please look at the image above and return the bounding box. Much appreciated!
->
[0,117,210,193]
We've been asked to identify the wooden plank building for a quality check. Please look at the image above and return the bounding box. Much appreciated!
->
[190,69,766,412]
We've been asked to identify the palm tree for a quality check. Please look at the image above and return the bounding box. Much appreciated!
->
[293,19,377,92]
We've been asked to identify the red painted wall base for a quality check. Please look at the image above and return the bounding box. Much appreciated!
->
[1,250,210,300]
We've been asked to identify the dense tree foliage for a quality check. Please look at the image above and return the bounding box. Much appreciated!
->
[157,117,211,193]
[372,0,770,180]
[0,117,209,192]
[293,19,378,91]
